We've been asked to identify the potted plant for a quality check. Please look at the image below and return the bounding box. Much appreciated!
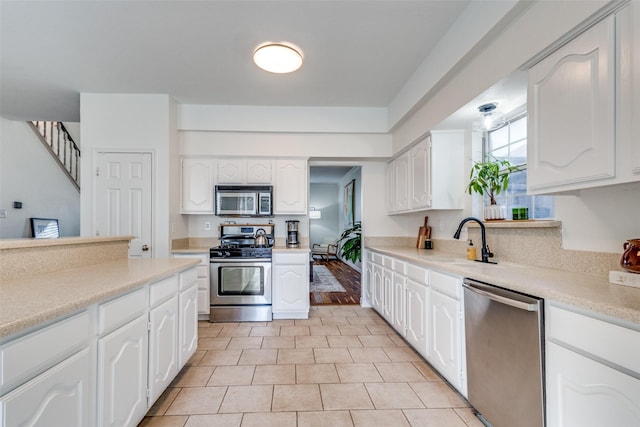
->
[466,158,519,220]
[337,221,361,264]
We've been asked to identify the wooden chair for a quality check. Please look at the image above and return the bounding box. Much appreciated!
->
[311,238,339,261]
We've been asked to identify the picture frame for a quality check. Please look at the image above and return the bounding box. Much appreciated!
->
[343,179,355,227]
[30,218,60,239]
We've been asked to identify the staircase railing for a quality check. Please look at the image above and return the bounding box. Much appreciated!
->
[28,121,80,191]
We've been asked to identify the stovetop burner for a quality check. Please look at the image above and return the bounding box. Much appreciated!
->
[210,245,272,259]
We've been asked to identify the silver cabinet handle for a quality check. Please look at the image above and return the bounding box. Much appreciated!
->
[463,282,539,312]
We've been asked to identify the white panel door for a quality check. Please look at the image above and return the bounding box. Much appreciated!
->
[178,284,198,368]
[409,137,431,210]
[405,279,428,359]
[95,152,152,258]
[429,290,461,390]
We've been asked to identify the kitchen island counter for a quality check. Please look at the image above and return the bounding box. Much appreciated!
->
[0,258,199,339]
[366,245,640,325]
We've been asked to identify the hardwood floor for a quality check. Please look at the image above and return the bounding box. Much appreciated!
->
[310,259,361,306]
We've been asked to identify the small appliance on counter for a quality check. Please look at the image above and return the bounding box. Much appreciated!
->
[286,220,299,248]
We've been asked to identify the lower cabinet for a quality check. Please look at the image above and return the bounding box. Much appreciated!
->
[391,261,406,335]
[546,303,640,426]
[429,289,463,392]
[381,265,394,323]
[0,347,92,427]
[273,252,310,319]
[173,253,210,318]
[148,295,179,404]
[0,266,199,427]
[405,276,429,359]
[97,315,149,427]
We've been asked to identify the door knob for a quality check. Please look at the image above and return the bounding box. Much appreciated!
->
[142,245,150,251]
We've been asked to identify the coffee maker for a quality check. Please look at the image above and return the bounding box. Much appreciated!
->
[286,220,299,248]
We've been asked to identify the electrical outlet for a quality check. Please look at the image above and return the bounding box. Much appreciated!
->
[609,270,640,289]
[204,221,211,231]
[0,209,6,218]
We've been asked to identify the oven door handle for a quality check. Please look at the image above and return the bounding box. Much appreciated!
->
[211,258,271,263]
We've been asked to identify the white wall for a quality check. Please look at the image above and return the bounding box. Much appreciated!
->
[0,117,80,238]
[80,93,182,257]
[309,183,340,247]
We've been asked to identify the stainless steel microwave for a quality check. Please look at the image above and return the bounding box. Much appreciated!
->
[215,185,273,217]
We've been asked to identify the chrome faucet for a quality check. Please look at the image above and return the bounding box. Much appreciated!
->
[453,217,495,263]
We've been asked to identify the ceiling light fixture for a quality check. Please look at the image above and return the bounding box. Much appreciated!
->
[472,103,506,131]
[253,42,303,74]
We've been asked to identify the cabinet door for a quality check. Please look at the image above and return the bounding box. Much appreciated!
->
[217,158,245,184]
[364,256,374,307]
[528,16,615,192]
[382,268,394,323]
[385,162,394,213]
[409,137,431,210]
[371,264,384,314]
[246,159,273,184]
[1,348,91,427]
[179,284,198,369]
[393,153,410,211]
[97,315,148,427]
[181,158,215,213]
[546,342,640,427]
[392,272,406,335]
[405,279,428,359]
[148,295,179,404]
[173,254,210,317]
[429,290,462,390]
[273,264,308,312]
[274,159,308,214]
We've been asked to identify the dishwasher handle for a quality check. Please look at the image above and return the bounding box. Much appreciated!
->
[463,282,540,312]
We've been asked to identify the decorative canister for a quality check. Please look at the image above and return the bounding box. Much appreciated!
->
[621,239,640,273]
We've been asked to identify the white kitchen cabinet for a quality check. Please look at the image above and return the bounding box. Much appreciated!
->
[527,15,616,193]
[363,250,374,307]
[97,315,148,427]
[173,253,210,318]
[371,262,384,315]
[181,157,215,214]
[381,264,394,324]
[178,269,198,368]
[0,348,92,427]
[546,303,640,426]
[274,159,308,214]
[391,260,406,336]
[387,130,463,213]
[405,264,429,359]
[392,152,410,212]
[273,252,309,319]
[217,158,273,184]
[148,294,179,404]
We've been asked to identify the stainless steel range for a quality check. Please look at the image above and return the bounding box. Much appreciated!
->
[210,224,274,322]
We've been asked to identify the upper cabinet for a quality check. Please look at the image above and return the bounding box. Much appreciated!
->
[274,159,308,214]
[527,3,640,194]
[181,158,215,214]
[387,130,464,214]
[217,158,274,184]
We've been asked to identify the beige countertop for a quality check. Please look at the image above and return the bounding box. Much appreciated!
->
[0,258,199,340]
[367,246,640,326]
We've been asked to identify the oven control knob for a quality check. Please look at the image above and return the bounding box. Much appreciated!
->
[224,251,231,257]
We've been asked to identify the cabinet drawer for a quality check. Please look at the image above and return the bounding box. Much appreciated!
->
[0,310,90,395]
[274,252,308,264]
[407,263,428,285]
[429,270,461,299]
[394,260,406,275]
[173,253,208,265]
[149,275,179,307]
[180,268,198,290]
[372,253,383,265]
[383,256,394,269]
[547,304,640,374]
[196,264,209,278]
[98,287,147,336]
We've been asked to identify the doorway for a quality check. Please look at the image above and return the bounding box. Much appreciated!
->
[309,165,362,305]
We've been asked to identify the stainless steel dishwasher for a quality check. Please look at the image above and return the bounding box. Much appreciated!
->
[463,278,545,427]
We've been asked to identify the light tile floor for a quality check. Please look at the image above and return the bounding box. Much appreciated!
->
[138,306,483,427]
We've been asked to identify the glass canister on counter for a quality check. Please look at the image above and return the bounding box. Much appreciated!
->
[621,239,640,273]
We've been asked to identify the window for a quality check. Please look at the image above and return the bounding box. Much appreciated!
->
[486,114,554,219]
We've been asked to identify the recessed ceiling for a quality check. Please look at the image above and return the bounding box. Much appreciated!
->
[0,0,471,122]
